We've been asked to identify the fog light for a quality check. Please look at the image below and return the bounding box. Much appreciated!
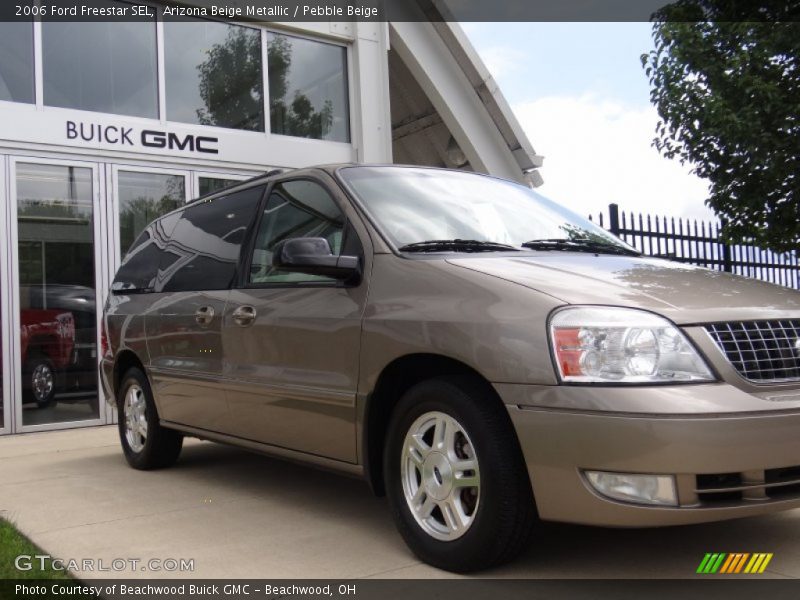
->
[585,471,678,506]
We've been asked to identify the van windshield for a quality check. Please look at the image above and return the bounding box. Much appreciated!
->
[338,166,636,254]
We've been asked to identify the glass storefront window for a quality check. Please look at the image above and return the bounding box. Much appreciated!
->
[42,11,157,118]
[16,163,99,426]
[198,176,243,197]
[268,33,350,143]
[165,20,263,131]
[118,171,186,255]
[0,22,34,104]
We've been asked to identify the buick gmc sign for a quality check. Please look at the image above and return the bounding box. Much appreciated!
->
[66,120,219,154]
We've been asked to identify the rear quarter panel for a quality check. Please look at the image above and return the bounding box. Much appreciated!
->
[104,292,155,398]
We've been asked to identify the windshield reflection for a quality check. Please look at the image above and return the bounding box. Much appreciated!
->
[339,166,633,253]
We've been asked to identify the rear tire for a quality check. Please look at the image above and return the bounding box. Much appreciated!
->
[383,376,536,573]
[117,367,183,470]
[23,354,57,409]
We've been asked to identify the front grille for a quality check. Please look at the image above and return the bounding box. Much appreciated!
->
[705,321,800,383]
[695,466,800,506]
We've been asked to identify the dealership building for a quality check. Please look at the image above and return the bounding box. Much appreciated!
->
[0,2,541,435]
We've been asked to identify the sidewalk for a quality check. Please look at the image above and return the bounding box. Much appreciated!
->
[1,426,798,579]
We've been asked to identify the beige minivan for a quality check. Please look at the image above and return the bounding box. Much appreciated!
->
[101,165,800,572]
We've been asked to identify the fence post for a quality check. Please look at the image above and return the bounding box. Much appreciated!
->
[720,219,733,273]
[608,203,620,237]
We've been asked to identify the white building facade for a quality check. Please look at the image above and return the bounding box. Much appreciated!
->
[0,3,540,434]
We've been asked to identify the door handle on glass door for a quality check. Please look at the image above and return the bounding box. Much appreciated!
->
[232,305,257,327]
[194,306,215,325]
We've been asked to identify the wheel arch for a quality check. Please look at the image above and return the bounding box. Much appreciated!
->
[113,349,147,402]
[363,353,506,496]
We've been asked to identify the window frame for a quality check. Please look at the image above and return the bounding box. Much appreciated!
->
[8,155,106,434]
[237,175,363,291]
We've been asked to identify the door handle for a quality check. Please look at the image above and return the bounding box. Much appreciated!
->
[194,305,215,326]
[232,305,257,327]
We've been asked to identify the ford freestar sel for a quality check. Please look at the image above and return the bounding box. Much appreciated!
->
[101,165,800,572]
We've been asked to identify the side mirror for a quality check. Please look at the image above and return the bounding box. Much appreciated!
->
[272,237,361,282]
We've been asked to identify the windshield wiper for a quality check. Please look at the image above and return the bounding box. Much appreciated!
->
[520,238,639,256]
[398,239,520,253]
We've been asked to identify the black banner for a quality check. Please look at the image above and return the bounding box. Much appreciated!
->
[4,579,800,600]
[1,0,799,22]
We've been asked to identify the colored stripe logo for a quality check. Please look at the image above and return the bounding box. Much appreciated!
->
[697,553,773,574]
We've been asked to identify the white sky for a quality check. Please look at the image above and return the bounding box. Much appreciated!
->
[462,22,715,223]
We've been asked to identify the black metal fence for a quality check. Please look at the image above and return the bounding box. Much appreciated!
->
[589,203,800,290]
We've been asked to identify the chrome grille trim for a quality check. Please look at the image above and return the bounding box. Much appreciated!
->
[705,320,800,383]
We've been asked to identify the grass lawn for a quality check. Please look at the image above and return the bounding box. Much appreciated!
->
[0,518,70,580]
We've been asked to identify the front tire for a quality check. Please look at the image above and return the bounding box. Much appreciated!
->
[384,376,536,573]
[118,367,183,470]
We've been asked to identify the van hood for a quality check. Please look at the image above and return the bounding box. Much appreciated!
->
[447,254,800,324]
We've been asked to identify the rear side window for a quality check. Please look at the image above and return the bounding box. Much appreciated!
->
[156,185,265,292]
[112,215,177,293]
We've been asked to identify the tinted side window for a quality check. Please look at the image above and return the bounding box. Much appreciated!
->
[249,180,349,284]
[156,185,264,292]
[112,215,178,293]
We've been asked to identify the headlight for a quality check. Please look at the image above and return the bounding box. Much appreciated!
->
[550,306,714,383]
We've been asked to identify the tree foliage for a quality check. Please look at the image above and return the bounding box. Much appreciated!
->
[195,29,332,139]
[642,1,800,252]
[197,27,264,131]
[267,34,333,139]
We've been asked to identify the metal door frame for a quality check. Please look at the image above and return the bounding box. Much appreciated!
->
[9,155,107,433]
[0,155,10,435]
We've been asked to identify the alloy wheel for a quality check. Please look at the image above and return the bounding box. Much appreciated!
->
[401,411,481,541]
[124,384,148,453]
[31,363,54,403]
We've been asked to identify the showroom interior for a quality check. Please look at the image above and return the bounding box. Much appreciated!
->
[0,1,541,435]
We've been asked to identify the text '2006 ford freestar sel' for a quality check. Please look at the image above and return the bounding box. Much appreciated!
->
[101,165,800,572]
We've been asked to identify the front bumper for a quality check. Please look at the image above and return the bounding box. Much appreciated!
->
[499,383,800,527]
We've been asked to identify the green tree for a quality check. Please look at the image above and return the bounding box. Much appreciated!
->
[642,1,800,252]
[197,27,264,131]
[120,192,181,253]
[196,29,333,138]
[268,34,333,139]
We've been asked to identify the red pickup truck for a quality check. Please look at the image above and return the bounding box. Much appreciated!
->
[19,309,75,408]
